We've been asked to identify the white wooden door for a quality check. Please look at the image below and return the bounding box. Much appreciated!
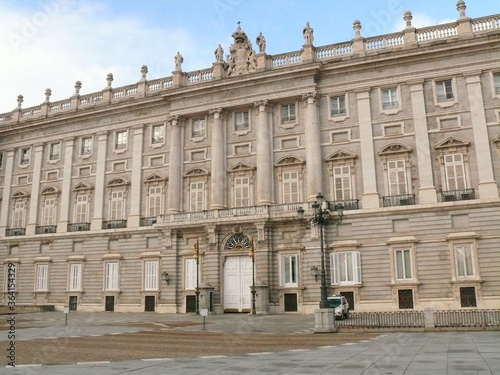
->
[224,256,253,312]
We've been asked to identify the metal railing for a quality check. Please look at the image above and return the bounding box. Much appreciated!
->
[330,199,359,211]
[67,222,91,232]
[5,228,26,236]
[139,217,157,227]
[442,188,475,202]
[434,309,500,328]
[35,225,57,234]
[382,194,415,207]
[337,311,425,328]
[102,220,127,229]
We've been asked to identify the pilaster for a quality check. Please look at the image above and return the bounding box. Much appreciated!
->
[167,116,183,212]
[128,126,144,227]
[57,138,75,232]
[0,150,15,236]
[91,132,108,230]
[210,108,226,209]
[356,90,379,208]
[254,100,274,205]
[302,92,323,201]
[26,143,44,235]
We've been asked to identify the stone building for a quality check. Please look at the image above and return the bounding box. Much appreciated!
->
[1,2,499,315]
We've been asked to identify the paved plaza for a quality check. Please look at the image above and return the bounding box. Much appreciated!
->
[1,311,499,374]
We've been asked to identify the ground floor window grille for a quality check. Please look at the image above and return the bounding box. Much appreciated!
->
[398,289,414,309]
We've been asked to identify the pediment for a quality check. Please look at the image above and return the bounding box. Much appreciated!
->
[73,182,93,191]
[379,143,412,155]
[41,187,58,195]
[275,156,305,166]
[435,136,469,149]
[324,149,358,161]
[184,167,209,176]
[227,162,255,172]
[493,133,500,143]
[12,190,29,198]
[144,173,165,183]
[107,177,129,187]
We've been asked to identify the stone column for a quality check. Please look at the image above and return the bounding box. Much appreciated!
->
[409,81,437,203]
[356,90,379,208]
[167,116,183,212]
[303,92,323,201]
[128,126,144,227]
[464,72,498,198]
[210,108,226,209]
[0,150,15,236]
[57,138,75,232]
[90,132,108,230]
[254,100,274,205]
[26,143,44,235]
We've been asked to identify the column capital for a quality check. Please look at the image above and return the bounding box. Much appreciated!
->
[302,91,319,103]
[167,114,181,125]
[209,108,223,118]
[253,99,269,111]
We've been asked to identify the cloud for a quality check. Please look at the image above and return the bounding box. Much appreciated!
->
[0,0,198,113]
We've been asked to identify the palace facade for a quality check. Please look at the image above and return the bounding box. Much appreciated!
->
[1,2,499,315]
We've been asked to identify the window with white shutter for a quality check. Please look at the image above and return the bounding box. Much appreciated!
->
[234,177,250,207]
[105,262,119,291]
[69,263,82,291]
[185,258,197,290]
[333,166,352,201]
[148,186,163,217]
[444,154,466,190]
[282,171,299,203]
[110,191,124,220]
[144,260,158,291]
[35,264,48,291]
[189,182,205,211]
[331,252,361,285]
[387,160,408,195]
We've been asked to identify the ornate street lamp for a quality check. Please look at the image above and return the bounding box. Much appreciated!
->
[193,238,200,315]
[248,238,257,315]
[298,193,344,309]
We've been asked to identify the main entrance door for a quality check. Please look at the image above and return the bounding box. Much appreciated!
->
[224,256,253,312]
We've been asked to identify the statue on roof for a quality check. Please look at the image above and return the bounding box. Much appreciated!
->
[226,24,257,76]
[256,32,266,53]
[214,44,224,63]
[174,51,183,71]
[303,22,314,44]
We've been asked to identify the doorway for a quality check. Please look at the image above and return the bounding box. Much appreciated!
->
[223,256,253,312]
[105,296,115,311]
[144,296,155,312]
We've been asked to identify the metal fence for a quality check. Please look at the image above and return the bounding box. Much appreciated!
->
[337,311,425,328]
[434,309,500,328]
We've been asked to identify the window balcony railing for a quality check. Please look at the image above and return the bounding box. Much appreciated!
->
[5,228,26,236]
[140,217,157,227]
[102,220,127,229]
[67,222,91,232]
[442,188,475,202]
[382,194,415,207]
[330,199,359,211]
[35,225,57,234]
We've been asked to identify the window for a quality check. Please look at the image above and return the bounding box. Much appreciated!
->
[235,111,249,131]
[333,166,352,201]
[81,137,92,155]
[41,197,56,226]
[152,125,164,144]
[382,88,399,109]
[12,201,26,228]
[493,72,500,95]
[460,286,477,307]
[115,131,127,149]
[0,151,3,168]
[148,186,163,217]
[49,142,60,160]
[189,182,205,211]
[395,249,412,280]
[330,96,346,116]
[436,80,454,102]
[454,243,475,278]
[331,251,361,285]
[234,176,250,207]
[192,119,206,137]
[74,193,89,223]
[185,258,197,290]
[110,191,125,220]
[282,171,299,203]
[69,263,82,291]
[105,262,119,291]
[144,260,158,291]
[35,264,48,291]
[281,103,296,122]
[282,254,298,287]
[444,154,466,190]
[20,148,30,164]
[387,160,408,195]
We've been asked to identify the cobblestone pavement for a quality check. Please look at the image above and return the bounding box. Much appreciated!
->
[1,311,499,374]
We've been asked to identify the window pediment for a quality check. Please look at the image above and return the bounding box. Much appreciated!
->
[435,136,469,149]
[324,149,358,162]
[73,182,93,191]
[275,156,305,166]
[144,173,165,183]
[184,167,209,177]
[107,178,129,187]
[227,162,255,172]
[379,143,412,155]
[41,187,58,195]
[12,190,29,198]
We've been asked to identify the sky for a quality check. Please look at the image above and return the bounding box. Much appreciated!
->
[0,0,498,114]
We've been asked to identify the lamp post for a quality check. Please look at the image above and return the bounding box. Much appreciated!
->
[297,193,344,309]
[248,238,257,315]
[193,238,200,315]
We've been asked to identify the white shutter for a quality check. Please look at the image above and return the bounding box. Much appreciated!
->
[106,262,118,290]
[148,187,162,217]
[330,253,340,285]
[144,260,158,290]
[36,264,48,291]
[354,251,362,284]
[75,195,88,223]
[110,191,124,220]
[185,258,197,290]
[69,263,82,291]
